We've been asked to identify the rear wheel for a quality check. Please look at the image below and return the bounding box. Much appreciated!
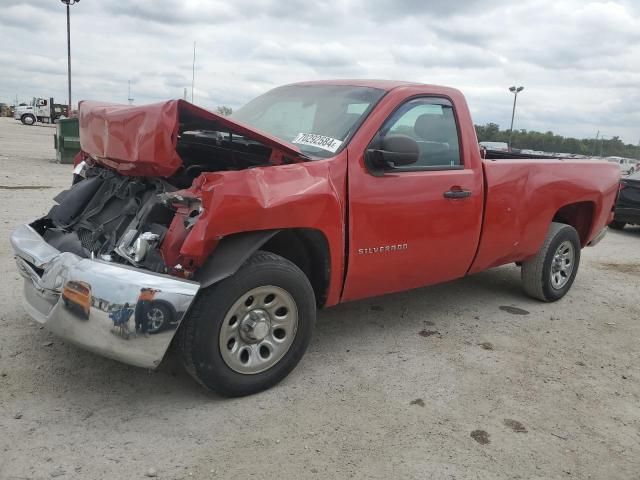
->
[521,222,581,302]
[609,220,626,230]
[178,251,316,397]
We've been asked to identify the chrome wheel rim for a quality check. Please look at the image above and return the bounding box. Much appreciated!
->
[219,286,298,375]
[550,240,575,289]
[147,308,164,331]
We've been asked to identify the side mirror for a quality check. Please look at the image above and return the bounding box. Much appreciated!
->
[366,134,419,173]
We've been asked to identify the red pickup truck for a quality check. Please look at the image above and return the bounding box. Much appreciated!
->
[11,80,619,396]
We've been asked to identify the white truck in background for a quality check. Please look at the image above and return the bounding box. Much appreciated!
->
[606,156,637,176]
[13,97,68,125]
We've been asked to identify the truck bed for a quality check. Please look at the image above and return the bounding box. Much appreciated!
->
[484,150,559,160]
[468,159,620,274]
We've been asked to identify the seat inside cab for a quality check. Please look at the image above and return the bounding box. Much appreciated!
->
[412,108,460,166]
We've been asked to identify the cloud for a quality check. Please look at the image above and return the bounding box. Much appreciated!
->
[0,3,61,30]
[1,0,639,143]
[252,41,359,68]
[391,44,501,69]
[101,0,236,25]
[364,0,505,19]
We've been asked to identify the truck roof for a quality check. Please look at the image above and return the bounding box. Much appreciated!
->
[287,79,424,91]
[286,79,465,100]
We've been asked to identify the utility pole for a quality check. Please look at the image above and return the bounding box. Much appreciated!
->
[508,86,524,151]
[60,0,80,114]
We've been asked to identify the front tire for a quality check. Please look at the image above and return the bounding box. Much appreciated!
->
[521,222,581,302]
[21,114,36,125]
[178,251,316,397]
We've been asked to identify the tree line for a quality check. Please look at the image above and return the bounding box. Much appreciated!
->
[475,123,640,159]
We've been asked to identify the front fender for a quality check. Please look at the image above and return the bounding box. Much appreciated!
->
[194,230,280,289]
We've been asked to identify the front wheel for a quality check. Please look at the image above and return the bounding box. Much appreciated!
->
[21,114,36,126]
[521,222,581,302]
[178,251,316,397]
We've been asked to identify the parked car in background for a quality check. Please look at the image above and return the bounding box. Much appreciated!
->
[609,171,640,230]
[479,141,509,152]
[606,156,636,176]
[61,280,91,319]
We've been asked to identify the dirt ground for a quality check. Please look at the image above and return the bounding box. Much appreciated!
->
[1,116,639,479]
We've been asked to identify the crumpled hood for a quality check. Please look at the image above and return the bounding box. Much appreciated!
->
[78,99,307,177]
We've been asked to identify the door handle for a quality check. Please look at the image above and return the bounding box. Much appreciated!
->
[443,189,472,199]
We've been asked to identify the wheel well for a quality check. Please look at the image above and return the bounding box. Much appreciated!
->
[261,229,331,308]
[552,202,594,246]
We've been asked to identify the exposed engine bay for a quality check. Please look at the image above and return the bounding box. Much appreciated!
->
[170,130,275,188]
[29,99,311,278]
[32,165,201,275]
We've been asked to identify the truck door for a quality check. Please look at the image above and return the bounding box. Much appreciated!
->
[35,98,48,121]
[342,97,484,301]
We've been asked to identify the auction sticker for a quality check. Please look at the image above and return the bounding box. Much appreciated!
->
[292,133,343,153]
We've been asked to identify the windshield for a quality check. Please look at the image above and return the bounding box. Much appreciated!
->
[232,84,386,159]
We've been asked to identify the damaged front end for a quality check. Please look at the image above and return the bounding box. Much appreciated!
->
[11,98,340,369]
[11,221,199,369]
[38,164,204,275]
[10,165,210,369]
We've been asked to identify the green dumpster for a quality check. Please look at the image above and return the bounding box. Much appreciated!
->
[54,117,81,164]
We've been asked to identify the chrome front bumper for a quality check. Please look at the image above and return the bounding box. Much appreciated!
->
[10,224,200,369]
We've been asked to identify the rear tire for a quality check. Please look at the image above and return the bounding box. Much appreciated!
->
[178,251,316,397]
[521,222,581,302]
[609,220,626,230]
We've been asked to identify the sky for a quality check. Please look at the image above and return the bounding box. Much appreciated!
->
[1,0,639,144]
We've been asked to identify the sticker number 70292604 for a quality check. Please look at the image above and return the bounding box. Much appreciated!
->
[291,133,343,153]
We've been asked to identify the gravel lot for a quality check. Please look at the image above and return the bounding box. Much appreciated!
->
[1,116,639,479]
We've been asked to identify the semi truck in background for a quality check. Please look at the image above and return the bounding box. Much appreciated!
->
[13,97,68,125]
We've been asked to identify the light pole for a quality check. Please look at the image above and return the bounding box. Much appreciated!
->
[61,0,80,116]
[508,86,524,150]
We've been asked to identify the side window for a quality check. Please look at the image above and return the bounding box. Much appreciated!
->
[377,98,461,169]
